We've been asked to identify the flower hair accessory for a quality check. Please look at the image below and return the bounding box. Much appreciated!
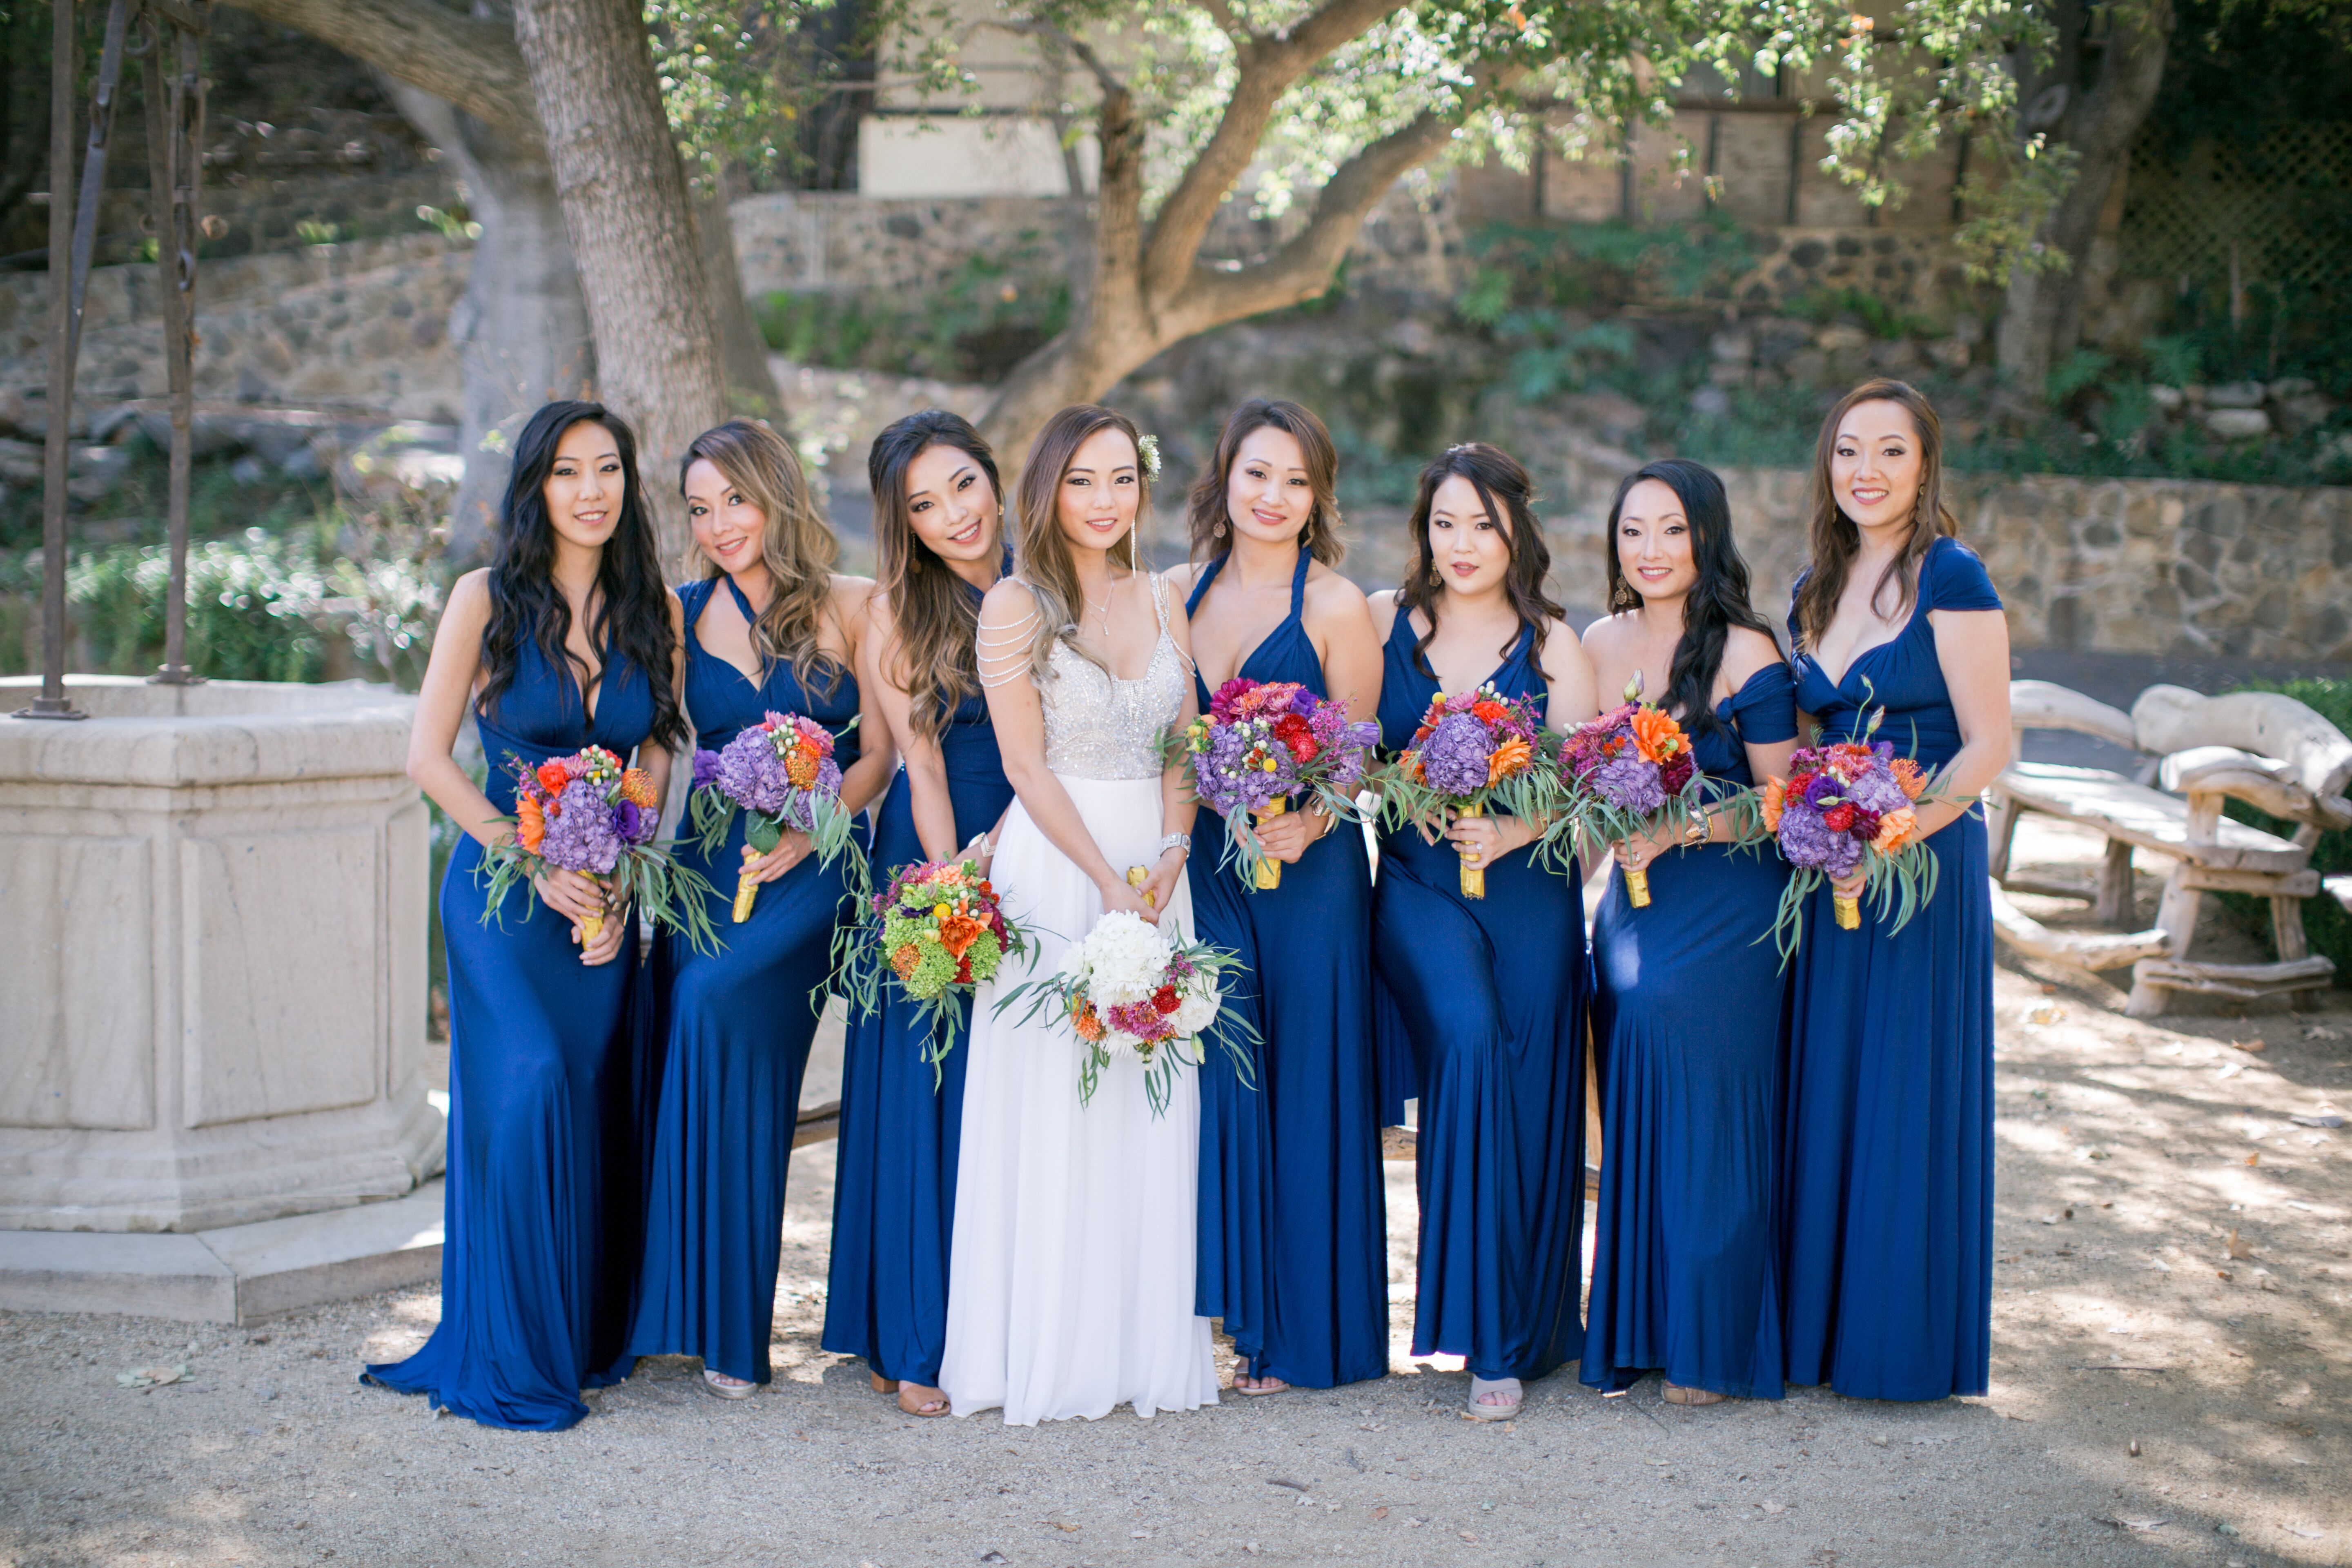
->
[1136,433,1163,481]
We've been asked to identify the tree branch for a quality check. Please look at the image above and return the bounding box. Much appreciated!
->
[213,0,539,145]
[1138,0,1399,302]
[974,18,1127,102]
[1166,105,1456,331]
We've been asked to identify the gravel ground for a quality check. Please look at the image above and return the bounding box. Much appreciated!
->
[4,816,2348,1568]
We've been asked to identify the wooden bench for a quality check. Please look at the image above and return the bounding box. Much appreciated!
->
[1987,681,2352,1017]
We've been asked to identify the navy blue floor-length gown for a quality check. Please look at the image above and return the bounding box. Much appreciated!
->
[624,575,863,1387]
[1184,552,1387,1390]
[364,637,653,1431]
[822,585,1015,1390]
[1783,535,2000,1401]
[1582,662,1797,1400]
[1371,610,1588,1383]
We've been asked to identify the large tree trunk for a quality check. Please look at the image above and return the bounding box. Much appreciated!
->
[1996,0,2174,396]
[382,79,595,567]
[511,0,728,563]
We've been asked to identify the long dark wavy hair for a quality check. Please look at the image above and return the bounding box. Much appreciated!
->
[479,399,685,749]
[1183,397,1344,565]
[1603,458,1778,741]
[1791,378,1959,653]
[1397,442,1562,681]
[870,410,1003,742]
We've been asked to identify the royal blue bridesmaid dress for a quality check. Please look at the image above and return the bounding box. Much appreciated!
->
[1582,662,1797,1400]
[1183,552,1387,1390]
[1371,610,1588,1385]
[364,637,654,1431]
[1782,535,2000,1401]
[822,577,1015,1391]
[624,575,864,1387]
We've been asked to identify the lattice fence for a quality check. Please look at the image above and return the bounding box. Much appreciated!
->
[2120,124,2352,303]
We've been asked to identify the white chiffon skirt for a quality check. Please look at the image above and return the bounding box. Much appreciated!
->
[940,772,1220,1424]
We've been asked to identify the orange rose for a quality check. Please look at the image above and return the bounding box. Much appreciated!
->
[1873,806,1918,852]
[516,794,546,853]
[1760,776,1785,833]
[535,760,572,796]
[1486,736,1533,785]
[1471,699,1509,726]
[1631,707,1684,764]
[1889,757,1927,800]
[938,913,984,960]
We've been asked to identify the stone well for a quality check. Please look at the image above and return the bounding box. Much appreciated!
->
[0,676,441,1233]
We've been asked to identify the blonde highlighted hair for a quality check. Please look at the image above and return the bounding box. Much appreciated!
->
[680,418,846,696]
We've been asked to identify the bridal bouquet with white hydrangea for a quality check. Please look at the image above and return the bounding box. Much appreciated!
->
[996,909,1256,1116]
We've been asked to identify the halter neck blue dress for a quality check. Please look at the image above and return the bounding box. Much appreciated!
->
[363,633,655,1431]
[823,570,1016,1391]
[624,575,864,1387]
[1582,661,1797,1401]
[1183,551,1387,1391]
[1782,535,2000,1401]
[1372,608,1588,1385]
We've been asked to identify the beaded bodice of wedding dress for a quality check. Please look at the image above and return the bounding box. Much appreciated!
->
[1038,575,1186,782]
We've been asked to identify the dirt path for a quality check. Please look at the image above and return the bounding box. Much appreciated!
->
[4,822,2347,1568]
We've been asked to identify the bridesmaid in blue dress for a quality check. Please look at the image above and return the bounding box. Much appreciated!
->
[1368,443,1598,1420]
[369,401,686,1430]
[1166,399,1387,1395]
[625,419,897,1399]
[1578,459,1799,1406]
[823,412,1016,1418]
[1781,380,2011,1401]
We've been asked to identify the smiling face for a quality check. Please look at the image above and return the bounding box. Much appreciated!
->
[684,457,768,578]
[1428,473,1512,599]
[543,421,625,552]
[1223,425,1315,548]
[903,441,1000,565]
[1054,425,1141,555]
[1615,477,1697,604]
[1830,399,1925,535]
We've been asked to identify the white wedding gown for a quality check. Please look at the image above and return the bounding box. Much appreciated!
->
[941,576,1219,1424]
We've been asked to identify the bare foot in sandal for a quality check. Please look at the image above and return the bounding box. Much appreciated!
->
[896,1382,949,1417]
[1232,1358,1290,1396]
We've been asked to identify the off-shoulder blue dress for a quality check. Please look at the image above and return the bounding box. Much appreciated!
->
[1783,535,2000,1401]
[1184,552,1387,1390]
[364,635,653,1431]
[822,576,1015,1391]
[1582,662,1797,1400]
[624,575,863,1387]
[1371,609,1588,1384]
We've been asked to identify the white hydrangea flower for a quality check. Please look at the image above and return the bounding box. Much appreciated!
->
[1077,909,1174,1006]
[1171,983,1220,1037]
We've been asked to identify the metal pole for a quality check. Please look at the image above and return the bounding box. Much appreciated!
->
[67,0,136,364]
[20,0,86,719]
[146,0,207,684]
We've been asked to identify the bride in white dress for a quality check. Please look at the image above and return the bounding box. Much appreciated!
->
[942,403,1218,1424]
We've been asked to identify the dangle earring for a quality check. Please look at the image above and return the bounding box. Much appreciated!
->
[1611,575,1641,612]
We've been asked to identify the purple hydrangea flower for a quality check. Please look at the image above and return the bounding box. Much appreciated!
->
[691,748,723,791]
[1590,756,1666,815]
[1193,722,1294,817]
[714,726,794,815]
[1778,802,1863,878]
[1417,711,1496,797]
[539,777,623,874]
[1847,769,1909,814]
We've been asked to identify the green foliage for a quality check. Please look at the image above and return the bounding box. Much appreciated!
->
[755,247,1071,382]
[2142,334,2203,388]
[2219,678,2352,987]
[1783,286,1934,341]
[647,0,844,186]
[2046,347,2115,404]
[1459,215,1756,317]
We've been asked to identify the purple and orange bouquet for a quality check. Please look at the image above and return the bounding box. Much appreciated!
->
[852,858,1032,1079]
[478,744,721,954]
[1377,683,1548,898]
[1548,677,1762,905]
[995,910,1257,1117]
[1166,677,1380,891]
[1759,709,1939,958]
[687,710,866,923]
